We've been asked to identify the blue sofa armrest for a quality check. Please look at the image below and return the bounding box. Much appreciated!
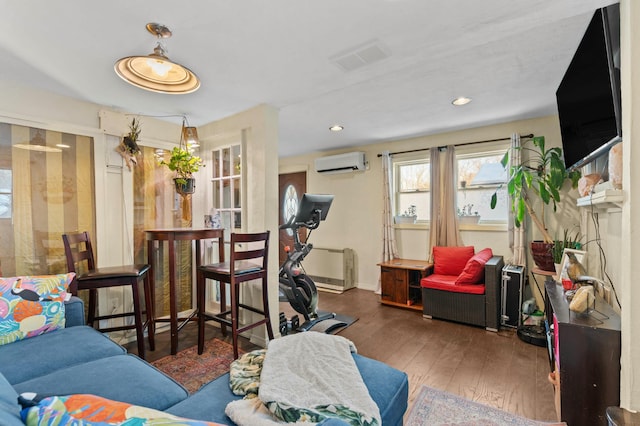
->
[65,296,85,327]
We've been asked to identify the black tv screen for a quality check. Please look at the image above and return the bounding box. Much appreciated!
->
[556,3,621,171]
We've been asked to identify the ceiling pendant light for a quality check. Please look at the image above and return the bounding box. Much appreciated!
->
[182,118,200,148]
[114,23,200,94]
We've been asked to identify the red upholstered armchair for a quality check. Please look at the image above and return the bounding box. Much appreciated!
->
[421,246,504,331]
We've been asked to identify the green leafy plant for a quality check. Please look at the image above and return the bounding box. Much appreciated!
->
[490,136,580,243]
[402,205,417,217]
[127,118,141,144]
[457,203,479,217]
[160,146,205,185]
[551,228,583,264]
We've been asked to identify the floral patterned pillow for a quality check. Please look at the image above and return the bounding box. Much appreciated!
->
[20,393,225,426]
[0,273,74,345]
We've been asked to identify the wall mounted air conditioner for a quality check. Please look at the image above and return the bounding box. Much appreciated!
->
[315,151,366,174]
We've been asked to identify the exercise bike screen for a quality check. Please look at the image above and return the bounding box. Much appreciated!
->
[295,193,334,223]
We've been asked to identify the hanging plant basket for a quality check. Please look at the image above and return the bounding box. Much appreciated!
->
[530,241,555,272]
[174,178,195,195]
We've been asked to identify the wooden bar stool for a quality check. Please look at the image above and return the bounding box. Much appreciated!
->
[197,231,273,359]
[62,231,154,359]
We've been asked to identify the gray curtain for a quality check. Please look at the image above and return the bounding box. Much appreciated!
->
[428,146,462,261]
[509,133,526,266]
[378,151,398,292]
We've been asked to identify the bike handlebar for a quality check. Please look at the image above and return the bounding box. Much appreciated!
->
[279,214,320,231]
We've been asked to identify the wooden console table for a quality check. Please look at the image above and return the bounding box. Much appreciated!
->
[378,258,432,311]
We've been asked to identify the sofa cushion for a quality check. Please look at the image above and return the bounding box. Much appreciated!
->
[0,273,74,346]
[432,246,474,276]
[421,274,486,295]
[63,296,85,327]
[20,393,225,426]
[166,371,240,424]
[0,325,125,385]
[0,372,23,426]
[167,353,409,426]
[13,354,188,411]
[455,248,493,285]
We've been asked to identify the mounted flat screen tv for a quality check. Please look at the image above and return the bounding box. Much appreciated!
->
[556,3,621,171]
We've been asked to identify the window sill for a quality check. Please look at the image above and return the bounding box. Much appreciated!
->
[460,223,507,232]
[393,223,507,232]
[393,223,426,230]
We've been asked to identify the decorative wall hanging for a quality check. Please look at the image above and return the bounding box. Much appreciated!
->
[116,118,142,171]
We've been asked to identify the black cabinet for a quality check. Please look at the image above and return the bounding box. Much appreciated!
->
[545,280,621,426]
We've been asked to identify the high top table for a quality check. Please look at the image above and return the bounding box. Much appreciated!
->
[145,228,224,355]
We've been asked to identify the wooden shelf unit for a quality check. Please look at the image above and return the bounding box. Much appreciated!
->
[378,259,432,311]
[544,280,621,426]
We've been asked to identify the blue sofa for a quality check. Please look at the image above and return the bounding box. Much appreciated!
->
[0,297,408,425]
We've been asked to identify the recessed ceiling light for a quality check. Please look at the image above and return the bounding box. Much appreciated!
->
[329,125,344,132]
[452,97,472,106]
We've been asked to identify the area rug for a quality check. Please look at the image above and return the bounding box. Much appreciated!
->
[151,338,241,394]
[406,385,566,426]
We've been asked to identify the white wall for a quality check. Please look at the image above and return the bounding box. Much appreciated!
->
[619,0,640,411]
[280,115,582,299]
[198,104,280,347]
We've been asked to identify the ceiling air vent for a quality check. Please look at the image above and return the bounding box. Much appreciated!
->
[330,39,391,72]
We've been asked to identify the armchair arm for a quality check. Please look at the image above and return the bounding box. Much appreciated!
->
[484,256,504,331]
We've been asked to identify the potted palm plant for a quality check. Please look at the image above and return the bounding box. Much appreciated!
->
[160,146,205,195]
[491,136,580,271]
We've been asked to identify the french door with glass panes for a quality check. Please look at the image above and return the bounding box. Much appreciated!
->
[211,144,242,236]
[207,143,242,311]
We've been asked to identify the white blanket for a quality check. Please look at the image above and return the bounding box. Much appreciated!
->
[225,332,381,425]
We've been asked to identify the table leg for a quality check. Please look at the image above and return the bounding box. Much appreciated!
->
[147,240,156,349]
[168,236,178,355]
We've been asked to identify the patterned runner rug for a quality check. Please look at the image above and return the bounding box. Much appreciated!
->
[151,338,241,394]
[407,385,566,426]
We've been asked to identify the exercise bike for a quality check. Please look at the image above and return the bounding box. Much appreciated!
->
[278,194,347,332]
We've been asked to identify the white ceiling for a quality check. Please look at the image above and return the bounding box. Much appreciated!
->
[0,0,617,157]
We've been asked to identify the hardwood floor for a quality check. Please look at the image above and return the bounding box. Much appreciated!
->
[126,288,557,422]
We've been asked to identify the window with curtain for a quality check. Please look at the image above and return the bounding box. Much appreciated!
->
[393,148,509,225]
[0,123,96,277]
[395,158,430,222]
[456,151,509,223]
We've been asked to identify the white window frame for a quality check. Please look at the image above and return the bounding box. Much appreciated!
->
[391,145,509,228]
[393,156,430,223]
[0,169,11,220]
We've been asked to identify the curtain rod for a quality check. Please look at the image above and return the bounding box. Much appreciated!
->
[376,133,534,157]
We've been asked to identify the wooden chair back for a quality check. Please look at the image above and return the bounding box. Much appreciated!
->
[227,231,270,277]
[62,231,97,273]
